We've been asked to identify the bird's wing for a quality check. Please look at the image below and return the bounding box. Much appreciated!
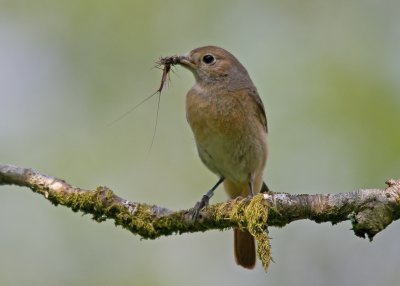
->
[249,88,268,133]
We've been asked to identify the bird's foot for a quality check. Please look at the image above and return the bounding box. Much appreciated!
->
[190,194,210,221]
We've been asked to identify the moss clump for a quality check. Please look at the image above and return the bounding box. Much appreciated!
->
[228,194,272,271]
[246,195,271,272]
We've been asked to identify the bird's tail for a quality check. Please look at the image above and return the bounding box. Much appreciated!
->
[224,178,269,269]
[234,228,256,269]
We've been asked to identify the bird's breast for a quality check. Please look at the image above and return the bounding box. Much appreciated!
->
[185,86,267,183]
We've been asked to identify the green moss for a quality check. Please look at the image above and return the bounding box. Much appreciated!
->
[245,195,269,234]
[255,232,271,271]
[223,194,272,271]
[41,183,272,270]
[245,195,271,271]
[230,197,250,229]
[113,202,159,239]
[46,188,98,213]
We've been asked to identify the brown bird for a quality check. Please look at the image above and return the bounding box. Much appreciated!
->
[177,46,268,269]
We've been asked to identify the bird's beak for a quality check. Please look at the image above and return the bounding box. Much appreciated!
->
[178,54,196,69]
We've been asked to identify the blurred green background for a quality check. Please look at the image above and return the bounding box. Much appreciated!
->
[1,1,399,285]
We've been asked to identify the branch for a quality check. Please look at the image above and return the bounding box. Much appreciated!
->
[1,163,399,272]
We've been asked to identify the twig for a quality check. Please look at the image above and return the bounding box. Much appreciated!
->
[1,163,400,271]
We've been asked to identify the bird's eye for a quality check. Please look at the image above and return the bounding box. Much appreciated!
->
[202,54,216,65]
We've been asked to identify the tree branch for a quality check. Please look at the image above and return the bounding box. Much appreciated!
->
[1,163,399,271]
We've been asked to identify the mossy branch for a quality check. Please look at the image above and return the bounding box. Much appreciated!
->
[1,163,400,271]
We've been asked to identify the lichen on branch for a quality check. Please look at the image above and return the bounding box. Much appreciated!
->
[1,163,400,272]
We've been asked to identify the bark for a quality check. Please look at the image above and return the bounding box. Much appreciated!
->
[1,163,399,271]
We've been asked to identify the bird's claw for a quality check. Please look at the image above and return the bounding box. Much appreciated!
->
[191,195,210,221]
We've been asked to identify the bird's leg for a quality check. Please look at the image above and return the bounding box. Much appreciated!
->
[248,179,254,198]
[243,177,255,203]
[191,177,224,221]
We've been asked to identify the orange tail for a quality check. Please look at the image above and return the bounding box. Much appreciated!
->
[234,228,256,269]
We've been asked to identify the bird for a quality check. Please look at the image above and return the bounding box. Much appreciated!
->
[177,46,268,269]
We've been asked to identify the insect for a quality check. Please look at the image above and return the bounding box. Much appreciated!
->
[155,55,181,93]
[108,55,181,155]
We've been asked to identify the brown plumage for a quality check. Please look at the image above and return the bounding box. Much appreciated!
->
[178,46,268,269]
